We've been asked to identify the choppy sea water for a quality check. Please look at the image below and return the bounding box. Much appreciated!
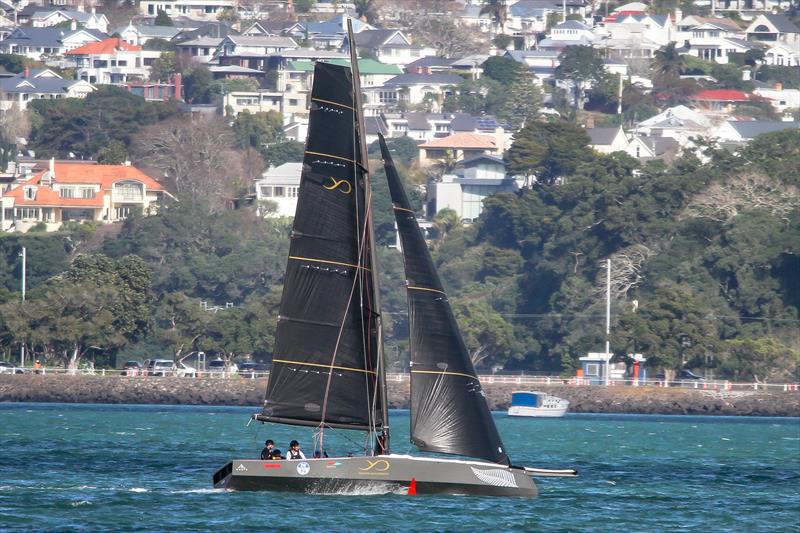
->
[0,403,798,532]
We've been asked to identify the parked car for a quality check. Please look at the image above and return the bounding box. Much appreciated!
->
[146,359,175,377]
[678,369,704,380]
[207,359,238,376]
[238,362,268,375]
[0,361,22,374]
[122,361,142,376]
[176,362,196,378]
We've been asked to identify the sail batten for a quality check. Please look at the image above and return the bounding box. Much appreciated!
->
[380,134,510,465]
[261,62,383,431]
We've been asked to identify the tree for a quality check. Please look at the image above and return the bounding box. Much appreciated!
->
[149,51,181,82]
[0,54,27,73]
[493,34,513,50]
[183,65,213,103]
[480,0,508,33]
[295,0,315,12]
[555,45,606,110]
[262,140,304,168]
[143,38,176,52]
[410,17,482,58]
[95,140,128,164]
[505,121,592,183]
[498,70,542,130]
[482,56,526,85]
[453,299,520,368]
[231,110,283,150]
[651,42,686,82]
[132,116,244,211]
[154,9,173,26]
[354,0,381,24]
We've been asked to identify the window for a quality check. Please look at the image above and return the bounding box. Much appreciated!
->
[24,187,35,199]
[288,99,298,106]
[114,206,132,219]
[585,363,599,376]
[287,187,298,198]
[114,181,143,201]
[260,186,273,197]
[16,207,39,220]
[80,188,95,199]
[273,186,285,197]
[60,187,75,198]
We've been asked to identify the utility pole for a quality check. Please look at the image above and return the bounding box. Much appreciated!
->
[19,246,26,368]
[617,73,623,115]
[605,258,611,386]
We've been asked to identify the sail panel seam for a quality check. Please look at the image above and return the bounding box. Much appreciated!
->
[306,150,356,164]
[411,369,478,380]
[273,358,378,375]
[407,286,446,295]
[312,97,355,110]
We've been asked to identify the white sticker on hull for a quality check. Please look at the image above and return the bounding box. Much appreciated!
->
[296,462,311,476]
[235,463,248,472]
[470,467,518,488]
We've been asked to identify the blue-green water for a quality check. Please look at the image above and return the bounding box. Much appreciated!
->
[0,404,798,532]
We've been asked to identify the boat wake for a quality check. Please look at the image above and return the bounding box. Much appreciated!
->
[305,480,407,496]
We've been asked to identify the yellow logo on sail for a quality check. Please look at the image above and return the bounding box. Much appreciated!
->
[359,459,391,475]
[323,177,352,194]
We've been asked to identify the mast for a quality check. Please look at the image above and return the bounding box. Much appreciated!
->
[348,19,389,453]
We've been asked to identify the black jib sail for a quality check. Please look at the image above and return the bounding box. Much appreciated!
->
[379,135,510,465]
[259,62,383,431]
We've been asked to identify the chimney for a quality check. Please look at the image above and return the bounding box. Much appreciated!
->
[70,19,77,31]
[91,6,96,15]
[49,157,55,180]
[22,67,29,78]
[173,72,183,101]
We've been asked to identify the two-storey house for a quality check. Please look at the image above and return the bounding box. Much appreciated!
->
[67,38,161,84]
[0,68,95,111]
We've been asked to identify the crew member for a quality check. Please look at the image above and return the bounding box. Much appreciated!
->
[260,439,275,460]
[287,440,306,460]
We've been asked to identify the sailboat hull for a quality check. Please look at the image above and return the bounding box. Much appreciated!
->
[213,454,537,498]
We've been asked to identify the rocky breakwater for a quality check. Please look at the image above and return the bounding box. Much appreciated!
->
[1,375,798,416]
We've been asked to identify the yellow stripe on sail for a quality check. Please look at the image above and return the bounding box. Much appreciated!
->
[393,206,414,213]
[407,286,446,296]
[289,256,370,271]
[273,358,377,375]
[305,150,356,164]
[311,97,354,111]
[411,369,478,380]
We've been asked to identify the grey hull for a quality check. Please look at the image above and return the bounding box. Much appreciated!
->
[213,454,537,498]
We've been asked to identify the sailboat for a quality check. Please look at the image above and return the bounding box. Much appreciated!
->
[212,23,575,497]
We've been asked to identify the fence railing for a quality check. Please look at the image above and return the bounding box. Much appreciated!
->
[2,367,798,392]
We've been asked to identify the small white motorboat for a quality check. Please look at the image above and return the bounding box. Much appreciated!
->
[507,391,569,418]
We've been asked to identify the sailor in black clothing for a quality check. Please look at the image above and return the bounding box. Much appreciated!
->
[260,439,275,460]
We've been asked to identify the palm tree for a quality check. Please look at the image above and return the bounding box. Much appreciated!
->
[651,42,686,81]
[353,0,379,25]
[480,0,508,34]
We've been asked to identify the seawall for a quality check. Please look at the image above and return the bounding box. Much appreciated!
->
[1,375,798,416]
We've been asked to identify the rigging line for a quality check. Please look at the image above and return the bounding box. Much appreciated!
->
[407,286,446,296]
[288,255,371,271]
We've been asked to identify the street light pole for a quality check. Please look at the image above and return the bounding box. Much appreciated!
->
[605,258,611,386]
[19,246,26,368]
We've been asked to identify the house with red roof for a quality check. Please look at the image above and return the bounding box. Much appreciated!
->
[66,38,162,84]
[418,132,503,167]
[691,89,764,114]
[0,160,171,232]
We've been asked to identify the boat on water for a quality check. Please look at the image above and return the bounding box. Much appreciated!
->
[508,391,570,418]
[212,22,575,498]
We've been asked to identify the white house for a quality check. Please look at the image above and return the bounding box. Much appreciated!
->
[538,20,595,51]
[67,38,162,84]
[174,36,222,63]
[139,0,237,21]
[430,155,520,221]
[218,35,298,57]
[114,22,182,46]
[0,26,104,60]
[712,120,800,144]
[0,68,95,111]
[753,83,800,112]
[343,29,435,66]
[763,42,800,67]
[745,13,800,48]
[586,126,630,154]
[255,162,302,218]
[374,73,464,113]
[31,8,109,33]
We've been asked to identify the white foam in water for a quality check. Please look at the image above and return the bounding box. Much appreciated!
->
[71,500,92,507]
[169,488,222,494]
[129,488,149,493]
[306,481,407,496]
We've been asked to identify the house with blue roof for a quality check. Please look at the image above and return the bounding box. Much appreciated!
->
[0,26,106,60]
[0,68,95,111]
[31,8,109,34]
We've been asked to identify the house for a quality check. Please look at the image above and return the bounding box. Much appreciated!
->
[692,89,762,114]
[286,14,374,49]
[763,42,800,67]
[627,135,680,160]
[418,132,501,167]
[373,73,464,113]
[429,155,520,221]
[343,29,435,66]
[586,126,630,154]
[381,112,505,143]
[0,161,169,233]
[538,20,595,51]
[218,35,298,57]
[174,37,222,63]
[753,82,800,112]
[114,23,182,46]
[712,120,800,145]
[676,15,744,37]
[30,8,109,33]
[0,26,105,60]
[745,14,800,48]
[139,0,237,21]
[0,68,95,111]
[254,162,302,218]
[634,105,714,146]
[67,38,162,84]
[604,13,675,46]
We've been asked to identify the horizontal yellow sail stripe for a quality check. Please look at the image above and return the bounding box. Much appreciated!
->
[407,286,446,296]
[289,256,370,271]
[273,358,377,375]
[312,97,354,111]
[305,150,356,164]
[411,369,478,380]
[393,206,414,213]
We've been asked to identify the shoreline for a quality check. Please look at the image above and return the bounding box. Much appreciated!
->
[1,375,798,417]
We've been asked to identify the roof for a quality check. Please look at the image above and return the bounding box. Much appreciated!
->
[349,29,402,48]
[114,24,181,39]
[459,154,506,167]
[761,13,800,33]
[224,35,297,47]
[364,116,388,136]
[288,58,402,75]
[207,65,263,74]
[679,16,742,31]
[67,37,141,55]
[177,37,223,47]
[419,132,498,149]
[31,9,93,22]
[725,120,800,139]
[6,163,163,207]
[404,56,456,70]
[0,70,91,95]
[694,89,755,102]
[587,127,623,145]
[1,26,83,47]
[553,20,592,30]
[384,73,464,86]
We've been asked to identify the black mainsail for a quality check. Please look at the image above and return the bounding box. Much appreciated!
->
[257,62,383,432]
[379,135,509,465]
